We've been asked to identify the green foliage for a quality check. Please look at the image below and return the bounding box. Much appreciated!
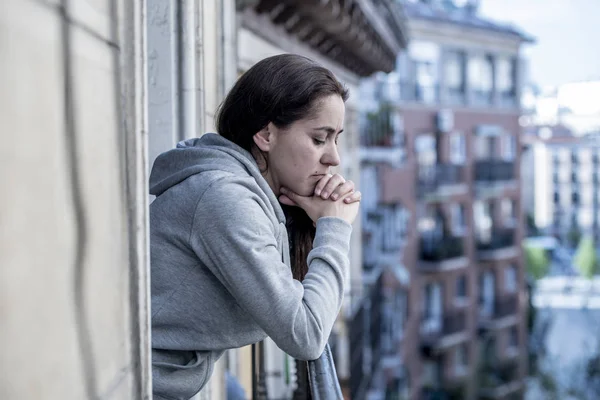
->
[365,104,396,146]
[574,236,598,279]
[524,245,550,280]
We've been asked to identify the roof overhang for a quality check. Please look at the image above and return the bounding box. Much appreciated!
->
[242,0,410,77]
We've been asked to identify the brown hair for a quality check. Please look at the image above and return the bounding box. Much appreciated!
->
[216,54,349,280]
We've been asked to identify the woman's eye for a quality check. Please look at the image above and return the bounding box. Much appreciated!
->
[313,138,326,145]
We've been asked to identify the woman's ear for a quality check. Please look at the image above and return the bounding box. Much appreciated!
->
[253,123,274,152]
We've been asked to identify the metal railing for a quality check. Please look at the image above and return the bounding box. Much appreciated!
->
[494,295,519,319]
[421,310,467,345]
[420,235,465,263]
[349,274,385,400]
[474,160,515,182]
[418,164,465,194]
[476,229,515,252]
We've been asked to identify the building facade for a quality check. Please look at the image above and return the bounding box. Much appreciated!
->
[361,1,532,399]
[522,127,600,246]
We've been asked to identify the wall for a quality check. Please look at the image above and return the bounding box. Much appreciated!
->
[0,0,150,399]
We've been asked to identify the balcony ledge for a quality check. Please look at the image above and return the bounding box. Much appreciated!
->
[479,314,519,331]
[419,256,469,272]
[477,246,520,261]
[421,183,469,200]
[479,380,523,399]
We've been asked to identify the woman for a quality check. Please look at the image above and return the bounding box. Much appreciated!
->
[149,54,361,400]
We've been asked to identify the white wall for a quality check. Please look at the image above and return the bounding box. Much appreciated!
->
[0,0,150,399]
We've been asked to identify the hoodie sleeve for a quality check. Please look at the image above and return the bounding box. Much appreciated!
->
[190,178,351,360]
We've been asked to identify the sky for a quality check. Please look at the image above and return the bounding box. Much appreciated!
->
[479,0,600,90]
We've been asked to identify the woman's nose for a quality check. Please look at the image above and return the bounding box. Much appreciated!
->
[322,143,340,167]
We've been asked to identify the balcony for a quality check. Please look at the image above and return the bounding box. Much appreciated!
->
[349,274,385,400]
[479,358,523,399]
[420,310,468,352]
[476,229,517,260]
[479,295,519,331]
[419,236,467,271]
[474,160,515,183]
[418,164,466,197]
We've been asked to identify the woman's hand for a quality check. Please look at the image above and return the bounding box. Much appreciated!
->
[279,187,360,225]
[314,173,361,204]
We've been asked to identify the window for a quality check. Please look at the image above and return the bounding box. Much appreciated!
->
[468,54,494,105]
[416,134,437,185]
[450,203,466,235]
[449,132,466,164]
[504,265,517,293]
[496,57,516,105]
[503,135,516,160]
[382,290,408,354]
[455,344,469,375]
[445,50,466,103]
[474,135,498,160]
[423,360,442,387]
[422,283,442,333]
[474,200,493,243]
[456,274,468,300]
[500,198,516,226]
[479,271,495,318]
[408,41,440,103]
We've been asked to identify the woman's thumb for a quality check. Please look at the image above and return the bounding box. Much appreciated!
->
[278,194,297,206]
[280,187,305,206]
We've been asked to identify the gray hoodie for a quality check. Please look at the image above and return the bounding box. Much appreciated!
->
[149,133,351,400]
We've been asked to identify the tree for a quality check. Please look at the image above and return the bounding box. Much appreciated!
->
[574,236,598,279]
[524,244,550,280]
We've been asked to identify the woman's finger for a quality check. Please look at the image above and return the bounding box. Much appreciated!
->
[320,174,346,199]
[278,194,298,206]
[343,190,361,204]
[330,180,354,201]
[314,173,332,197]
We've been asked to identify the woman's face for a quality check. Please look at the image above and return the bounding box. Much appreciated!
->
[258,94,346,196]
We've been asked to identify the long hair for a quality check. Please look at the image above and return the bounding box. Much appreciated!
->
[216,54,349,280]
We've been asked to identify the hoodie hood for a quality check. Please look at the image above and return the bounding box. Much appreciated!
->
[150,133,269,197]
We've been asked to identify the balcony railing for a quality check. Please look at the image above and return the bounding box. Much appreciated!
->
[349,274,384,400]
[418,164,465,194]
[420,236,465,263]
[479,358,522,399]
[421,310,467,346]
[474,160,515,182]
[476,229,515,252]
[494,295,519,319]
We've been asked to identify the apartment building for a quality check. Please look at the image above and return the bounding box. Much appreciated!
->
[522,126,600,245]
[360,1,532,399]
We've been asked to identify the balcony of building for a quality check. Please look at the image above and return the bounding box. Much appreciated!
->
[360,103,406,167]
[418,163,467,199]
[474,160,515,183]
[420,310,469,353]
[476,228,518,260]
[349,271,408,400]
[419,235,468,272]
[421,355,468,400]
[478,357,523,399]
[479,294,520,331]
